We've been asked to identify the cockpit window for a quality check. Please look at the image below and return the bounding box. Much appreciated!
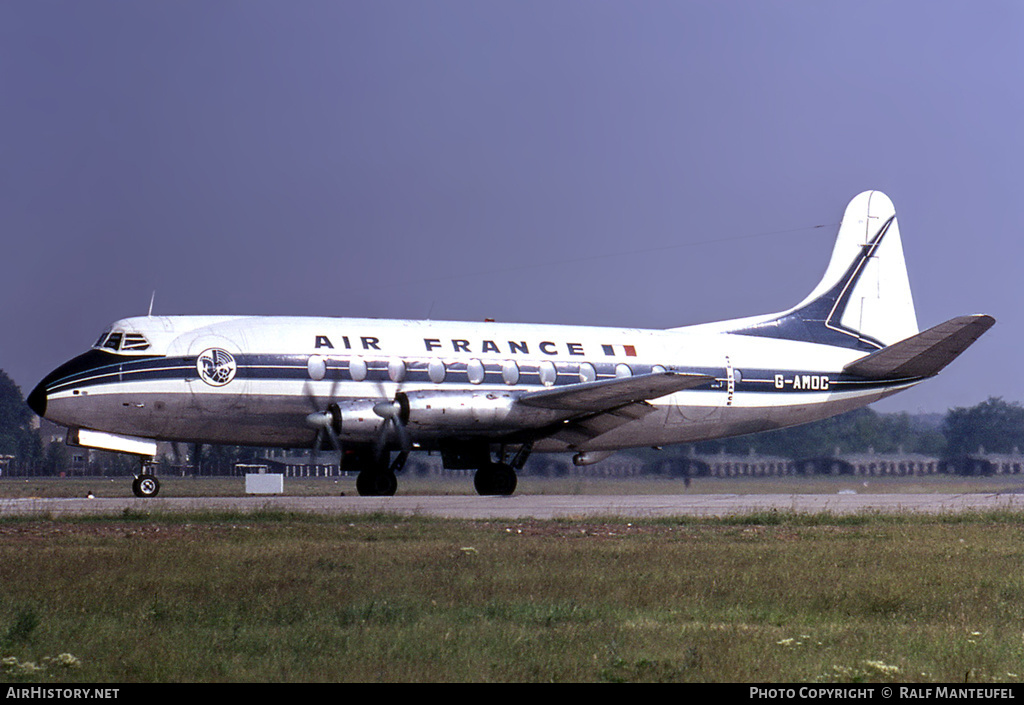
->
[95,330,111,347]
[96,331,151,352]
[103,333,123,351]
[122,333,150,351]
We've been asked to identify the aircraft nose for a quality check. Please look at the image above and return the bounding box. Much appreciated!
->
[26,381,47,418]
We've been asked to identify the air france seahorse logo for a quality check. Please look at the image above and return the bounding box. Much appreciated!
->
[196,348,237,387]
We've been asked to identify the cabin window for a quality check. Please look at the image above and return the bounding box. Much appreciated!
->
[428,360,446,384]
[539,361,557,387]
[388,358,406,383]
[307,355,327,381]
[651,364,666,374]
[615,363,633,378]
[579,362,596,383]
[467,359,485,384]
[349,357,367,382]
[502,361,519,385]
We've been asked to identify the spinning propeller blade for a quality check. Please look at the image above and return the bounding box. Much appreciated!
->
[303,374,342,465]
[372,391,411,462]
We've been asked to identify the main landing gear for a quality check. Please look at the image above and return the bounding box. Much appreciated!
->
[349,443,530,497]
[441,443,530,497]
[355,465,399,496]
[473,461,518,496]
[349,447,406,497]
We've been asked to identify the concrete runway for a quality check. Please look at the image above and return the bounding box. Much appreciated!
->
[2,492,1024,519]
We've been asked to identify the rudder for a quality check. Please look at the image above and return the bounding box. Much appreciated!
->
[733,191,919,351]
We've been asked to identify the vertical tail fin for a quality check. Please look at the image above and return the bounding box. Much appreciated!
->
[734,191,919,351]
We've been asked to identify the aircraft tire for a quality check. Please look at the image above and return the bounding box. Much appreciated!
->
[356,470,398,497]
[474,463,517,496]
[132,474,160,498]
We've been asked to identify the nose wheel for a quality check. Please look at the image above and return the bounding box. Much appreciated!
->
[132,473,160,498]
[131,459,160,498]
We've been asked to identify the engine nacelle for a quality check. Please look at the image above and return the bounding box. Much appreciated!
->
[324,391,521,442]
[332,400,387,441]
[326,390,561,443]
[404,390,516,432]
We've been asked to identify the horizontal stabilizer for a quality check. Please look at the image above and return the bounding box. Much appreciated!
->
[518,371,714,412]
[843,314,995,380]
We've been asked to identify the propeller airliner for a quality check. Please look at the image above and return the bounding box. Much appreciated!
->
[28,191,994,497]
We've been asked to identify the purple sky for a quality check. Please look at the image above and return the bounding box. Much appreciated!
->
[2,1,1020,415]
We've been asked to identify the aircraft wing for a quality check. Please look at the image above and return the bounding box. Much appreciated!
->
[516,371,715,412]
[843,314,995,380]
[516,371,715,450]
[544,401,655,449]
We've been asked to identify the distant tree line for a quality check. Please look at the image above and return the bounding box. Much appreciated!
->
[2,367,1024,476]
[681,407,944,459]
[0,370,42,473]
[626,397,1024,475]
[651,398,1022,453]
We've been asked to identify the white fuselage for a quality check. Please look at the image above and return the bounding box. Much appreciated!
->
[36,314,916,453]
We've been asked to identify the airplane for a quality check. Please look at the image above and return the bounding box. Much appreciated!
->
[27,191,994,498]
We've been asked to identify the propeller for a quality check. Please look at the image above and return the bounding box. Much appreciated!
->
[304,360,414,467]
[372,390,411,463]
[303,373,343,466]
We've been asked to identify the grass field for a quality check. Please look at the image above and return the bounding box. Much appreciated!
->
[2,473,1024,683]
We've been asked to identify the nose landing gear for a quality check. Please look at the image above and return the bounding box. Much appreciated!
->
[132,460,160,498]
[132,474,160,498]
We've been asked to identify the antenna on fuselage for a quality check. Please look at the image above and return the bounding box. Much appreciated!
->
[147,291,156,317]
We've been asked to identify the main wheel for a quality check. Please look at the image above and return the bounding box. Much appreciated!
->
[356,470,398,497]
[132,474,160,498]
[474,462,517,496]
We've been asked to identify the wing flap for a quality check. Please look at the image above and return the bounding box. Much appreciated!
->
[547,402,653,448]
[843,314,995,380]
[516,371,715,412]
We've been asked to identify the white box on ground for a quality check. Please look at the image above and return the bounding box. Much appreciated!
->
[246,473,284,494]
